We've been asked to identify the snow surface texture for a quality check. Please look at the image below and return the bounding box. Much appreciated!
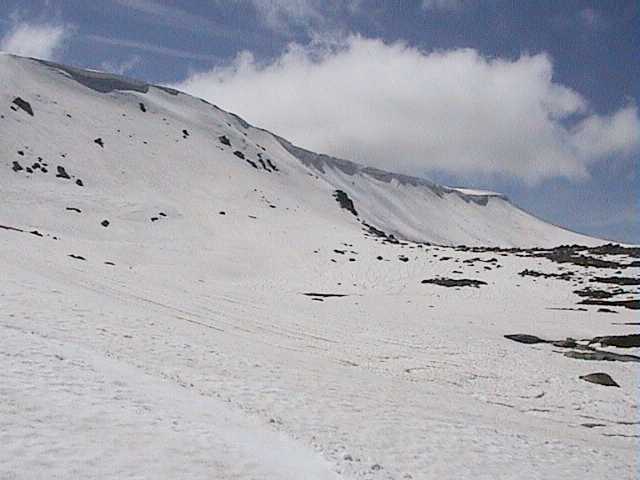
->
[1,53,638,479]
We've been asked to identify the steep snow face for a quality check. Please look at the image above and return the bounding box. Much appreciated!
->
[0,53,598,248]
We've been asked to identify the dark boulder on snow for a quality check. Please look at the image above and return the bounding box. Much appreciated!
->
[56,166,70,179]
[504,334,548,344]
[12,97,34,116]
[233,150,245,159]
[421,278,487,288]
[94,138,104,148]
[12,161,23,172]
[333,190,358,217]
[218,135,231,146]
[101,220,110,227]
[579,372,619,387]
[139,102,147,112]
[589,334,640,349]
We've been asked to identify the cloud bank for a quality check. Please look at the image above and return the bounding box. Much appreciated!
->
[0,22,67,60]
[173,35,639,183]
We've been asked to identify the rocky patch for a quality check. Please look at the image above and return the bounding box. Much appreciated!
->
[333,190,358,217]
[579,373,620,387]
[421,278,487,288]
[12,97,34,116]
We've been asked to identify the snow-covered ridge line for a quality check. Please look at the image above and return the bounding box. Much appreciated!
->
[27,54,505,205]
[1,52,601,246]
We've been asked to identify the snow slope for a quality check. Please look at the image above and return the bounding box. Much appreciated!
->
[1,53,638,479]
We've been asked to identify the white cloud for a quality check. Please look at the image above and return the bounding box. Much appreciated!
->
[0,22,67,60]
[249,0,323,32]
[172,35,640,184]
[100,55,141,75]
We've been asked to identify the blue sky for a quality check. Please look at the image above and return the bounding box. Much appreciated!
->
[1,0,638,243]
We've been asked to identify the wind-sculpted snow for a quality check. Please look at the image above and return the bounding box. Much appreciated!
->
[1,53,638,479]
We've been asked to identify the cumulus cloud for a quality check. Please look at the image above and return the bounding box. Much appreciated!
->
[0,22,67,60]
[173,35,640,183]
[250,0,323,32]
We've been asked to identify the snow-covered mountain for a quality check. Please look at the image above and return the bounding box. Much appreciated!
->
[0,53,598,248]
[1,53,638,480]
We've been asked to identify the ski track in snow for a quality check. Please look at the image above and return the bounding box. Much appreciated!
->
[1,53,639,479]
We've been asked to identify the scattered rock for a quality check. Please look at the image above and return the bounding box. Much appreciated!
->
[504,334,548,344]
[564,350,640,363]
[578,299,640,310]
[56,166,70,179]
[12,97,34,116]
[302,292,347,298]
[597,308,618,314]
[333,190,358,216]
[12,161,23,172]
[589,334,640,348]
[591,276,640,286]
[421,278,487,288]
[579,373,620,387]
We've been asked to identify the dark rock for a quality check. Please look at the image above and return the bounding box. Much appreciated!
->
[68,254,86,261]
[266,159,279,171]
[12,97,34,116]
[578,299,640,310]
[591,276,640,286]
[56,166,70,179]
[219,211,226,215]
[12,161,23,172]
[218,135,231,146]
[245,159,259,169]
[302,292,347,298]
[333,190,358,217]
[398,256,409,262]
[75,179,84,186]
[159,212,167,217]
[421,278,487,288]
[579,373,620,387]
[17,150,24,156]
[552,338,578,348]
[94,138,104,148]
[139,102,147,112]
[590,334,640,348]
[104,261,115,266]
[29,230,43,237]
[376,256,383,260]
[25,167,33,174]
[66,207,82,213]
[504,334,548,344]
[597,308,617,314]
[151,217,159,222]
[182,129,189,137]
[101,220,110,228]
[233,150,245,159]
[565,350,640,363]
